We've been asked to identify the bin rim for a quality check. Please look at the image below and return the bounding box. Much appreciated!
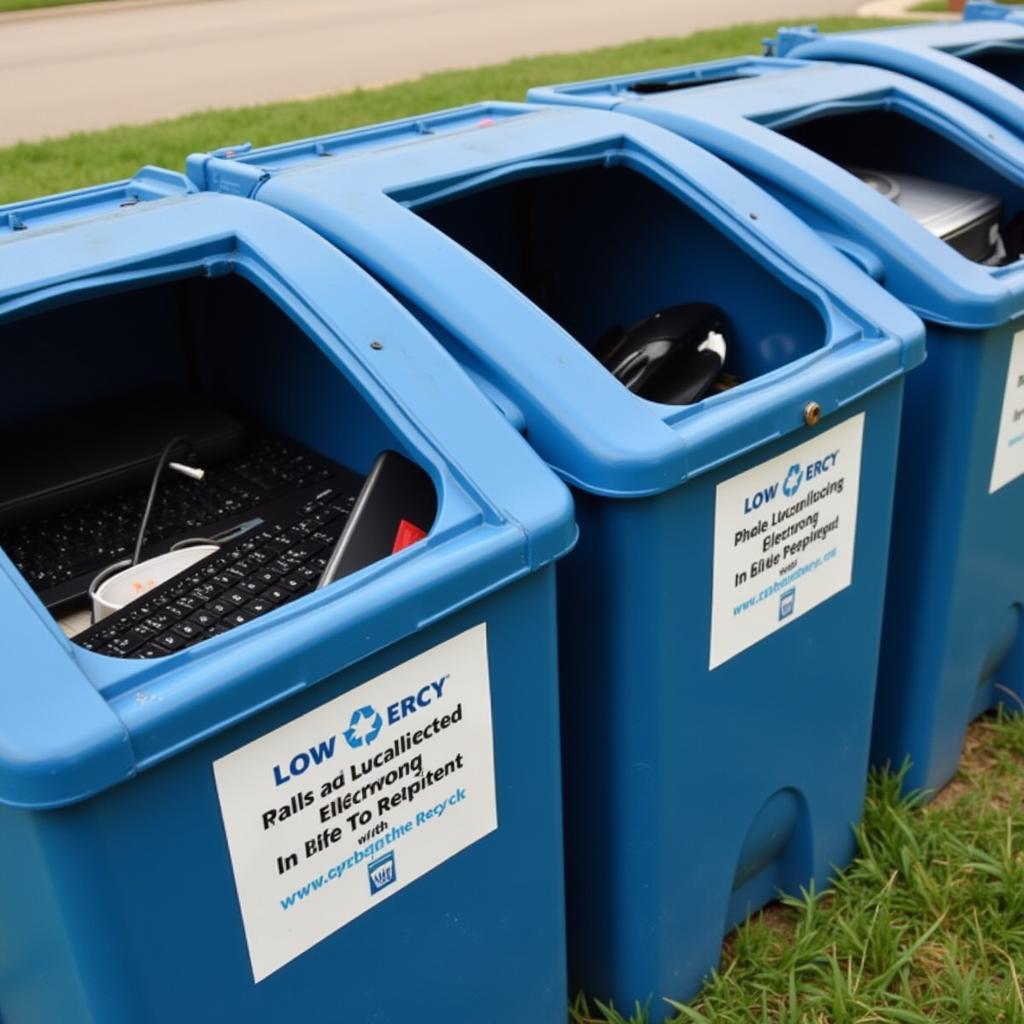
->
[773,18,1024,55]
[525,55,812,103]
[0,183,576,810]
[188,104,924,499]
[528,60,1024,329]
[770,20,1024,145]
[195,101,539,179]
[965,1,1024,21]
[0,166,197,236]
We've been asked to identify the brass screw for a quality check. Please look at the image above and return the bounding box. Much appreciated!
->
[804,401,822,427]
[370,341,383,351]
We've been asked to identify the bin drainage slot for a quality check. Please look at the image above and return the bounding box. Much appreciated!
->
[776,109,1024,266]
[414,161,825,403]
[731,787,805,893]
[727,787,811,931]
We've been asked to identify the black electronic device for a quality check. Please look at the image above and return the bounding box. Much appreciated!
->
[0,388,246,530]
[0,431,341,612]
[592,302,730,405]
[74,478,362,658]
[318,450,437,589]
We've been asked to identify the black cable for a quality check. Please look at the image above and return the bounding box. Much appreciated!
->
[131,435,195,566]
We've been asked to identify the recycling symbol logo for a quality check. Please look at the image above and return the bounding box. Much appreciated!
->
[782,464,804,498]
[344,705,383,749]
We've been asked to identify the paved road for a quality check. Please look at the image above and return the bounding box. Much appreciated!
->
[0,0,858,146]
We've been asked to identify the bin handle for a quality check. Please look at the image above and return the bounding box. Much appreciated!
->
[462,367,528,434]
[816,231,885,283]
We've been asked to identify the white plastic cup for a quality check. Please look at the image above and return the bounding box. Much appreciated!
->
[91,545,218,622]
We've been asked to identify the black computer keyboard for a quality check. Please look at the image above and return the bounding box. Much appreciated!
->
[75,480,360,658]
[0,433,339,612]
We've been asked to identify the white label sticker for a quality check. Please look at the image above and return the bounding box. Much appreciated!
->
[989,330,1024,494]
[709,414,865,669]
[213,623,496,982]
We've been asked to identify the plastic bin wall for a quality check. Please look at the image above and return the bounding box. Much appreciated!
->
[187,104,925,1009]
[0,174,576,1024]
[528,60,1024,798]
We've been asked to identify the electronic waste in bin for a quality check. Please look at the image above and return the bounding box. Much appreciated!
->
[770,20,1024,146]
[530,60,1024,798]
[0,168,576,1024]
[187,103,925,1010]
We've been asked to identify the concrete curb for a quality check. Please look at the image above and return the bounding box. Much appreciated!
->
[855,0,958,20]
[5,0,957,26]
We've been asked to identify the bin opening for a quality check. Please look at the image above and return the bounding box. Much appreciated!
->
[775,108,1024,264]
[0,273,437,660]
[949,43,1024,89]
[628,73,747,95]
[412,162,826,400]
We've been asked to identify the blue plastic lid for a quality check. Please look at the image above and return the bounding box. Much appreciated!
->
[188,103,923,499]
[0,174,575,809]
[196,102,535,189]
[0,167,195,236]
[771,21,1024,141]
[965,1,1024,21]
[528,60,1024,329]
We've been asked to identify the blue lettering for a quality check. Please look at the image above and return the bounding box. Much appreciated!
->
[744,483,778,514]
[387,675,450,725]
[805,451,838,481]
[273,736,337,786]
[308,736,336,767]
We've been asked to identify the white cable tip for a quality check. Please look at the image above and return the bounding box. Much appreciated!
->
[698,330,728,362]
[169,462,205,481]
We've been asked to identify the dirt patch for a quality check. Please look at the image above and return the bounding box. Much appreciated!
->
[928,719,995,809]
[927,713,1024,812]
[720,899,799,966]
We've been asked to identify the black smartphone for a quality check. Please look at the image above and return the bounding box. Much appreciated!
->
[317,450,437,588]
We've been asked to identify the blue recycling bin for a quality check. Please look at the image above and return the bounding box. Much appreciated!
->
[0,169,576,1024]
[967,2,1024,23]
[530,60,1024,800]
[186,103,925,1010]
[770,20,1024,143]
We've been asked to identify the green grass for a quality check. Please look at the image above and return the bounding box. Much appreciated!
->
[0,0,120,12]
[908,0,955,12]
[571,711,1024,1024]
[0,16,903,206]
